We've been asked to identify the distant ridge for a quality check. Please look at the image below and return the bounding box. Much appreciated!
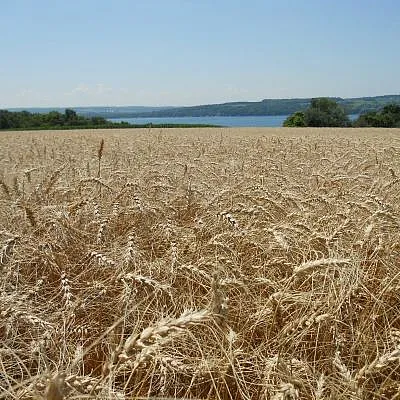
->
[127,95,400,118]
[6,95,400,119]
[7,105,171,115]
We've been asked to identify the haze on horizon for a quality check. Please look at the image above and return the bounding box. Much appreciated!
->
[1,0,399,109]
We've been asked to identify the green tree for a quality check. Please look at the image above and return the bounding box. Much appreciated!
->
[353,103,400,127]
[91,116,107,125]
[304,98,350,127]
[283,98,350,127]
[283,111,305,127]
[0,110,12,129]
[45,111,64,126]
[64,108,78,123]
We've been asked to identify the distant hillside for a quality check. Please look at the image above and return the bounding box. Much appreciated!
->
[126,95,400,118]
[8,106,171,117]
[7,95,400,119]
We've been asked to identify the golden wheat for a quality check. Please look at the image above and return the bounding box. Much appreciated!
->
[0,127,400,399]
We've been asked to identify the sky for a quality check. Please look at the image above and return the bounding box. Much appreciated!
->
[1,0,400,108]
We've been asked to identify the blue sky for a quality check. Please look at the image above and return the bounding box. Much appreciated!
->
[1,0,399,107]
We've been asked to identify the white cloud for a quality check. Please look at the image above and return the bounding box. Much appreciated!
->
[16,89,34,98]
[68,84,90,95]
[65,83,113,97]
[9,88,51,106]
[95,83,112,95]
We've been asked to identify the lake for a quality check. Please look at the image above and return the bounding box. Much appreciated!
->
[108,115,290,127]
[108,114,360,127]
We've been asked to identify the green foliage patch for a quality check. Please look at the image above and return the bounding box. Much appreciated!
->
[284,98,350,127]
[353,104,400,127]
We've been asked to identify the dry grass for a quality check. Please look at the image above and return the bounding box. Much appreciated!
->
[1,127,400,399]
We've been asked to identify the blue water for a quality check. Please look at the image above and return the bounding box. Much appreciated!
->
[108,114,360,127]
[108,115,290,127]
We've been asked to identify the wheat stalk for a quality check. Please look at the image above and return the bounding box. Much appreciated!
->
[293,258,351,276]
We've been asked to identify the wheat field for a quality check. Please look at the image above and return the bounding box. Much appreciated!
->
[1,127,400,399]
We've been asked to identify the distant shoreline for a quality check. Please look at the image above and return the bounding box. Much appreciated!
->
[5,94,400,120]
[0,123,222,131]
[107,114,360,128]
[0,109,221,131]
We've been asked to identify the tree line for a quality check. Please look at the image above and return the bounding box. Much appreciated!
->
[0,108,125,129]
[283,98,400,128]
[0,109,219,130]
